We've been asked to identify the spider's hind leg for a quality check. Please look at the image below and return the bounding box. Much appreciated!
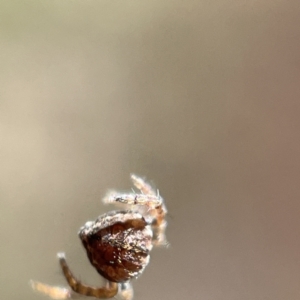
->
[118,282,134,300]
[58,253,118,299]
[31,254,119,299]
[30,280,72,299]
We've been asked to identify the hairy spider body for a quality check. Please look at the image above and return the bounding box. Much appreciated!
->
[79,210,153,282]
[31,174,167,300]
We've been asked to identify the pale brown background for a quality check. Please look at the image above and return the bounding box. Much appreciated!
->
[1,1,300,300]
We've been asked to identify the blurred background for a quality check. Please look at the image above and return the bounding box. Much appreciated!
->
[1,1,300,300]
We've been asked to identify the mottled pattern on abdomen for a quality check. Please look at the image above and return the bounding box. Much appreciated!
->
[79,211,153,282]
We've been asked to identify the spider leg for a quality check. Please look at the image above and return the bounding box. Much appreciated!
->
[130,174,156,195]
[103,174,168,247]
[102,190,130,208]
[152,219,168,247]
[111,193,162,209]
[30,280,72,299]
[130,174,167,222]
[103,175,164,210]
[58,253,118,299]
[118,282,134,300]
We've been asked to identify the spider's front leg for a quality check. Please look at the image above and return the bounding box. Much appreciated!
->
[102,190,163,214]
[130,175,168,246]
[103,174,168,247]
[103,175,162,209]
[114,193,162,209]
[130,174,156,196]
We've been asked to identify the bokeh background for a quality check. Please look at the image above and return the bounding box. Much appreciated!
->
[1,1,300,300]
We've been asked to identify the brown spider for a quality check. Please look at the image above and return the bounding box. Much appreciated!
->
[31,174,167,300]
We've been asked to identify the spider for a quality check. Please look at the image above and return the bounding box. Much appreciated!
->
[31,174,167,300]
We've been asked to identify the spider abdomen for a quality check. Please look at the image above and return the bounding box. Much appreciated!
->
[79,211,153,282]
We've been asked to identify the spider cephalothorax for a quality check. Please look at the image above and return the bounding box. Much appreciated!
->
[31,174,167,300]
